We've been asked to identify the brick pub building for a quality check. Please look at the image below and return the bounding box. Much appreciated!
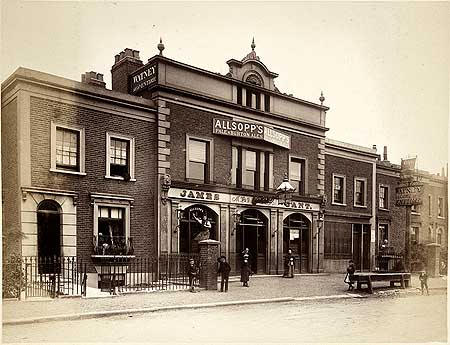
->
[2,41,445,290]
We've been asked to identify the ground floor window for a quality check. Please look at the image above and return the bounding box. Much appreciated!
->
[324,222,352,260]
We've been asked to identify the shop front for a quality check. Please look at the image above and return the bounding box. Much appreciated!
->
[164,187,323,275]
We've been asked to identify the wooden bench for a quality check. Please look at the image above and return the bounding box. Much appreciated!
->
[350,272,411,294]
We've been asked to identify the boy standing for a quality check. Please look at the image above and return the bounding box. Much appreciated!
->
[188,258,198,293]
[419,271,429,295]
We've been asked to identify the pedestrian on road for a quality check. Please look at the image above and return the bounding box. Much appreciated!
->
[240,259,252,287]
[419,270,429,295]
[217,256,231,292]
[344,259,355,291]
[188,258,199,293]
[283,249,295,278]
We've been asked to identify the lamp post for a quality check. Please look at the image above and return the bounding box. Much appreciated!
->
[276,173,296,207]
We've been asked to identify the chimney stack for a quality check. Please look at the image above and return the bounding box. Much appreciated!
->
[81,71,106,88]
[442,167,445,177]
[383,146,388,161]
[372,144,377,151]
[111,48,143,93]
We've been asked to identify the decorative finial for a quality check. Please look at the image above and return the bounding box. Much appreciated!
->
[157,38,165,56]
[251,37,256,51]
[319,91,325,105]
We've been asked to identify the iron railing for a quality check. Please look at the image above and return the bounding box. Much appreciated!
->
[376,254,404,272]
[93,235,134,256]
[2,256,87,299]
[97,254,201,294]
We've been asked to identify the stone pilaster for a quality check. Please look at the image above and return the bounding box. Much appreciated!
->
[269,209,278,274]
[317,138,326,196]
[229,205,237,274]
[199,239,220,290]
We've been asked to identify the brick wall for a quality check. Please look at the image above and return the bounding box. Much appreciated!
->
[325,154,373,214]
[376,172,405,254]
[169,102,320,193]
[29,96,157,263]
[1,98,21,257]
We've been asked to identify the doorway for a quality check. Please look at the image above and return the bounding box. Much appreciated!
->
[352,224,371,271]
[236,209,267,274]
[283,213,310,273]
[37,200,61,273]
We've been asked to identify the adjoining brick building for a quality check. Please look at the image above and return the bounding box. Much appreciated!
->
[2,65,158,287]
[3,41,445,284]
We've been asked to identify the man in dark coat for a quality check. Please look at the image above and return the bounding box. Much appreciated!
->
[240,259,252,287]
[217,256,231,292]
[283,249,295,278]
[187,258,199,293]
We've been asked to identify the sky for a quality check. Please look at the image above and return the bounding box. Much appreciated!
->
[1,1,449,174]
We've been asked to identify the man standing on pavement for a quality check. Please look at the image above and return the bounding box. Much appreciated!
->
[419,270,429,295]
[217,256,231,292]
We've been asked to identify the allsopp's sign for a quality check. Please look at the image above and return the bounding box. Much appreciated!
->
[130,64,157,94]
[213,118,291,149]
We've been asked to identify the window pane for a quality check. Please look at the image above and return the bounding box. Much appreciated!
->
[100,207,109,218]
[189,161,205,180]
[189,139,207,163]
[111,208,120,219]
[290,161,301,180]
[243,171,254,187]
[246,150,256,171]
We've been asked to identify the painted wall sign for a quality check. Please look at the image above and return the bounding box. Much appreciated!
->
[213,118,291,149]
[130,64,157,94]
[168,188,320,211]
[396,181,423,206]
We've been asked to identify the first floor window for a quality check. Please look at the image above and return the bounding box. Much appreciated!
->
[354,178,366,207]
[187,138,210,183]
[110,138,129,178]
[244,150,257,188]
[56,127,79,171]
[379,186,389,209]
[333,175,345,204]
[290,158,305,195]
[411,227,419,242]
[438,197,444,217]
[106,133,135,180]
[233,146,271,191]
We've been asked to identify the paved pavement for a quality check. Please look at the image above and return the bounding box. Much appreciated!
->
[2,273,447,324]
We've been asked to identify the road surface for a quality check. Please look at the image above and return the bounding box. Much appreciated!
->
[3,293,447,343]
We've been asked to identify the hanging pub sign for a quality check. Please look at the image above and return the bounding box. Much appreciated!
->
[213,118,291,149]
[395,181,423,206]
[129,64,157,94]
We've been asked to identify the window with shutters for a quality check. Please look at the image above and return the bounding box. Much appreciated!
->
[289,157,307,195]
[186,136,213,183]
[105,132,135,181]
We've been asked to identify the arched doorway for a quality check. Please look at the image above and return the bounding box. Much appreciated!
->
[37,200,61,273]
[179,205,217,254]
[283,213,310,273]
[236,209,267,274]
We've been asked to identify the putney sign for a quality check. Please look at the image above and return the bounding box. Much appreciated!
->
[213,118,291,149]
[130,64,157,94]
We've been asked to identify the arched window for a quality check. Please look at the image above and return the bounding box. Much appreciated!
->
[179,205,217,254]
